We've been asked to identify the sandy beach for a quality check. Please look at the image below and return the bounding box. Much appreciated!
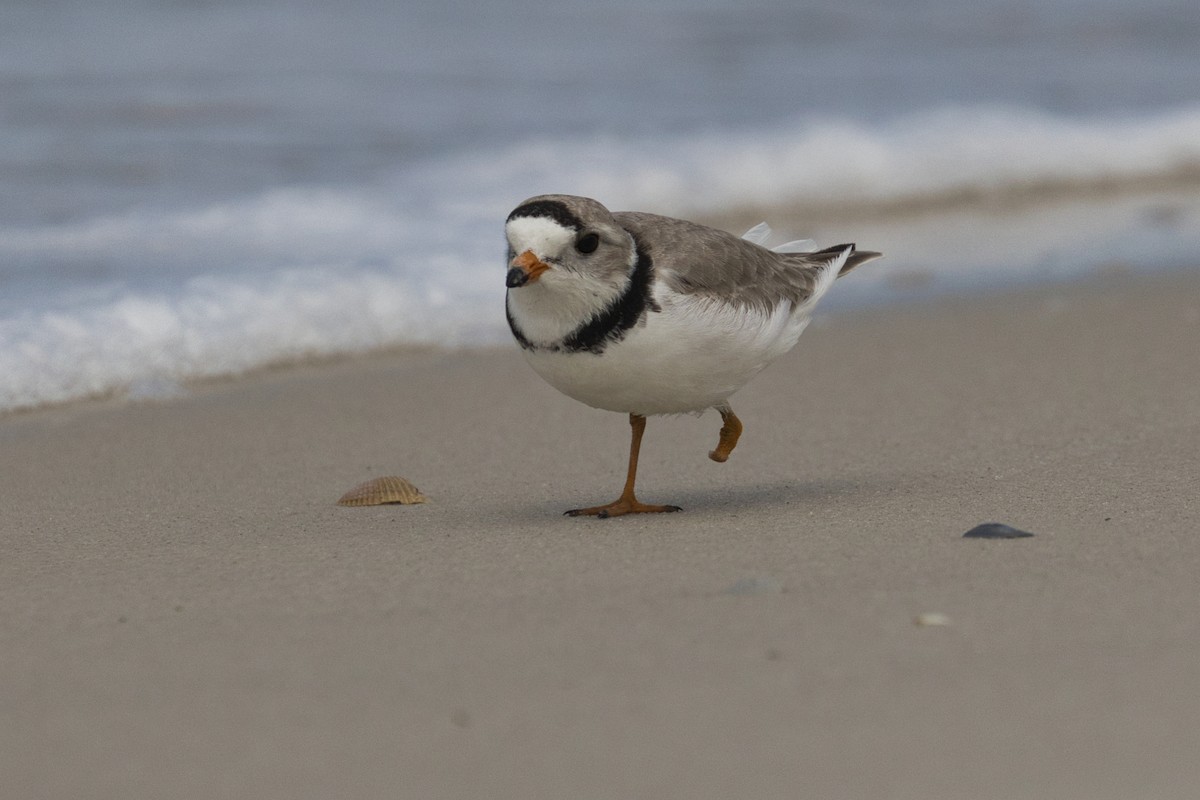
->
[2,267,1199,799]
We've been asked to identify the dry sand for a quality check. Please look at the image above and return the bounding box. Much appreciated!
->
[2,269,1199,799]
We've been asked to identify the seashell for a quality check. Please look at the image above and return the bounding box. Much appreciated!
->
[337,476,427,507]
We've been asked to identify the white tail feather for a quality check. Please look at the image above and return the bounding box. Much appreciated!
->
[773,238,817,253]
[740,222,771,245]
[741,222,817,253]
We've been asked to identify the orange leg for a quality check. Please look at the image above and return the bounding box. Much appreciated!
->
[566,414,682,518]
[708,407,743,463]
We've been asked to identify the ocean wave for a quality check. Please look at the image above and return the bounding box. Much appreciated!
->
[453,104,1200,215]
[3,105,1200,413]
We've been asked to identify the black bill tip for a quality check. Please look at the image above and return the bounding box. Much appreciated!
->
[505,267,529,288]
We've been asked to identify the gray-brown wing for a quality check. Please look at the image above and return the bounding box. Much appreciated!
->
[614,211,872,313]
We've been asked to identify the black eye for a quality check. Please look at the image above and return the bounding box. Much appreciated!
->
[575,232,600,254]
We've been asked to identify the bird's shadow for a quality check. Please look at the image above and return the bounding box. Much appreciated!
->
[523,476,878,521]
[656,477,866,515]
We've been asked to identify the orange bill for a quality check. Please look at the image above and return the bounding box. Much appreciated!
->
[506,250,551,287]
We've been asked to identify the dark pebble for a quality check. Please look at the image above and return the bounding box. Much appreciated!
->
[963,522,1035,539]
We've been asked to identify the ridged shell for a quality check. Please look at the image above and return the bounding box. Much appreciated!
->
[336,476,427,506]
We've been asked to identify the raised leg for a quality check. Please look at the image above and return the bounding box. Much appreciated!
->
[565,413,683,518]
[708,407,743,463]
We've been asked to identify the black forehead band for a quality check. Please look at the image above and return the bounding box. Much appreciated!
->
[506,199,584,231]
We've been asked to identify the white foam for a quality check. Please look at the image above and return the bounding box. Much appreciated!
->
[4,105,1200,412]
[441,105,1200,215]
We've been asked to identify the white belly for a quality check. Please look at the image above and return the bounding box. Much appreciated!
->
[522,292,813,416]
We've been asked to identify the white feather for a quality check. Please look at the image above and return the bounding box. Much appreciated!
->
[506,215,574,259]
[740,221,817,253]
[740,222,771,245]
[772,238,818,253]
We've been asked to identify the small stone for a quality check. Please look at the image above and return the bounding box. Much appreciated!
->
[963,522,1034,539]
[914,612,952,627]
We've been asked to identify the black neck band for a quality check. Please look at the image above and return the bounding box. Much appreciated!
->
[507,234,660,355]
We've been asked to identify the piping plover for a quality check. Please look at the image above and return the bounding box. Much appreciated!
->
[504,194,880,517]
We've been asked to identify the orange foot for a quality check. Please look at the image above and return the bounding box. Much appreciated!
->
[565,498,682,519]
[708,408,743,463]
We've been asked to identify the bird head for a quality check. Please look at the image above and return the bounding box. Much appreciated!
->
[504,195,636,293]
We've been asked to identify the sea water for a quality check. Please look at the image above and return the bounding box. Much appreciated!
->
[2,0,1199,412]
